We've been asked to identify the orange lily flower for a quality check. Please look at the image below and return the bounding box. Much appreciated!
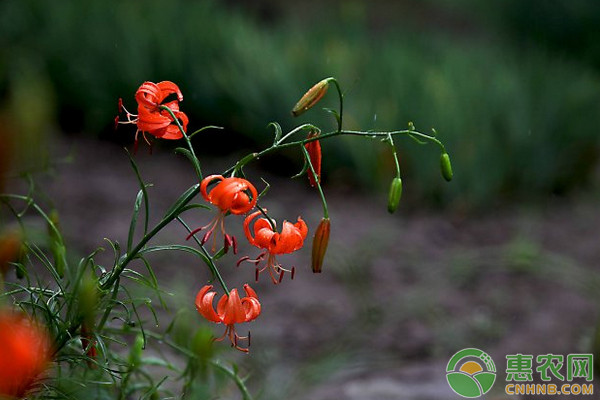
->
[305,131,321,187]
[0,310,52,399]
[187,175,258,253]
[239,210,308,284]
[116,80,189,149]
[195,284,261,352]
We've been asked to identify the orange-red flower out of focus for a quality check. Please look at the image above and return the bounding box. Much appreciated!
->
[187,175,258,254]
[0,310,52,399]
[239,210,308,284]
[195,284,261,352]
[0,229,22,278]
[304,131,321,187]
[116,81,189,148]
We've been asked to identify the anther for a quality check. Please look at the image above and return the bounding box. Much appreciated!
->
[200,230,212,245]
[278,269,285,284]
[186,226,204,241]
[236,256,250,267]
[255,267,259,282]
[291,266,296,280]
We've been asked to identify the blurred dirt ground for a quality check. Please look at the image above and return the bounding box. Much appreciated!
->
[27,136,600,399]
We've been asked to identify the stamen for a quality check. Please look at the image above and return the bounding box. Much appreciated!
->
[201,230,212,245]
[223,234,232,254]
[236,256,250,267]
[186,226,205,240]
[133,131,140,154]
[232,236,238,254]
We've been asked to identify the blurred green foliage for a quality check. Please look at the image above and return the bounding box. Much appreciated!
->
[1,0,600,208]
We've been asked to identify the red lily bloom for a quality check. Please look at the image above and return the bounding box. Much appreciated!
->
[0,310,52,398]
[239,210,308,284]
[187,175,258,253]
[116,80,189,149]
[305,131,321,187]
[195,284,261,352]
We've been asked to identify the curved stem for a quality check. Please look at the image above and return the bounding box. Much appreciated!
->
[387,133,402,178]
[159,105,203,180]
[255,204,276,231]
[223,128,444,177]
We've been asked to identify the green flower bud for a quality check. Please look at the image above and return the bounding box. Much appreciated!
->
[440,153,453,182]
[387,177,403,214]
[292,78,330,117]
[78,272,99,328]
[129,334,144,368]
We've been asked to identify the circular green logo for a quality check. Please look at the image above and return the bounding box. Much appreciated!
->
[446,348,496,398]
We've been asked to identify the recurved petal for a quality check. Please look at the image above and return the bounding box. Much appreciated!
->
[209,178,243,210]
[294,217,308,240]
[229,191,253,215]
[195,285,221,323]
[243,211,263,247]
[201,175,225,203]
[253,222,278,250]
[243,284,259,299]
[135,82,161,109]
[136,107,172,132]
[272,221,304,254]
[157,81,184,103]
[158,111,188,140]
[241,297,261,322]
[217,289,247,325]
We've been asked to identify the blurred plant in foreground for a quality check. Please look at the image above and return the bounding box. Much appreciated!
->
[0,77,452,399]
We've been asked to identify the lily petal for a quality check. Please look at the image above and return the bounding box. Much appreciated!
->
[195,285,221,323]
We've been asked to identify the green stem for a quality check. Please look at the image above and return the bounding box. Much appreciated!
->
[223,128,444,177]
[159,105,203,180]
[99,185,200,291]
[387,134,402,178]
[255,204,276,231]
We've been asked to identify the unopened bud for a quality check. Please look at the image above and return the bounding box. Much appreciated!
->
[387,177,403,214]
[292,78,330,117]
[305,131,322,187]
[78,272,99,329]
[129,334,144,367]
[311,218,330,273]
[440,153,453,182]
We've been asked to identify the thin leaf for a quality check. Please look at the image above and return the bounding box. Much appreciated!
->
[127,189,145,253]
[268,121,283,145]
[126,149,150,237]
